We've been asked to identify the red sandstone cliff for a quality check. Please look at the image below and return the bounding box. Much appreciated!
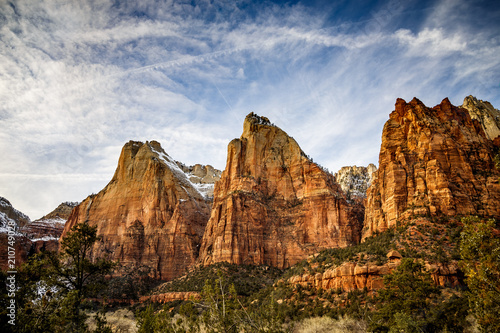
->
[363,97,500,238]
[62,141,219,280]
[198,113,363,269]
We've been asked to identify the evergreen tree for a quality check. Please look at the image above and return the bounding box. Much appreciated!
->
[370,258,440,332]
[14,222,115,332]
[460,216,500,332]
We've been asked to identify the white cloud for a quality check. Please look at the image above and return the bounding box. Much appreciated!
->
[1,0,499,218]
[394,28,467,57]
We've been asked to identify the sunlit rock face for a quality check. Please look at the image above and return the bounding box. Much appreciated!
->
[363,97,500,239]
[288,260,461,292]
[62,141,219,281]
[199,113,364,269]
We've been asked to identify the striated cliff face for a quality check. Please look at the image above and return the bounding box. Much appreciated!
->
[364,97,500,238]
[62,141,219,281]
[198,113,364,269]
[335,164,377,200]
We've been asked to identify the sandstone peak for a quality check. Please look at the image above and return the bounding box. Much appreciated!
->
[199,113,363,269]
[62,140,214,280]
[242,112,276,138]
[40,201,78,221]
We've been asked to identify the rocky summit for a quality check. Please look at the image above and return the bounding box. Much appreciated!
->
[62,141,220,281]
[363,97,500,239]
[198,113,364,269]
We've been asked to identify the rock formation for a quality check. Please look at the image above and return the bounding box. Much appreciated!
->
[177,163,222,198]
[364,97,500,238]
[287,260,460,292]
[0,197,31,270]
[0,197,30,228]
[139,291,200,303]
[462,95,500,140]
[199,113,364,269]
[335,164,377,200]
[62,141,220,281]
[21,202,77,253]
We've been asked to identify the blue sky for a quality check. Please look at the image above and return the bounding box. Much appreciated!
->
[1,0,499,219]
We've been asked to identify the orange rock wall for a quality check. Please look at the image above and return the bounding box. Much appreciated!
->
[199,113,363,269]
[364,98,500,238]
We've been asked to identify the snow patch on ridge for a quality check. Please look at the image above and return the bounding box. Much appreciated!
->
[31,236,60,242]
[149,145,207,199]
[0,211,22,235]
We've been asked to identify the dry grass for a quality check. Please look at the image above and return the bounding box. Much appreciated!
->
[86,308,138,333]
[293,316,367,333]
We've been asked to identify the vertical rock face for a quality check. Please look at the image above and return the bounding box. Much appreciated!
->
[462,95,500,140]
[62,141,218,281]
[335,164,377,199]
[364,97,500,238]
[199,113,363,269]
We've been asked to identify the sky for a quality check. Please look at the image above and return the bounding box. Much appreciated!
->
[1,0,499,220]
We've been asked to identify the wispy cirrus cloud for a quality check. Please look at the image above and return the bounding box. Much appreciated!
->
[1,0,499,218]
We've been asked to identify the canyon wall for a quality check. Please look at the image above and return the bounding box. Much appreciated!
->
[363,97,500,238]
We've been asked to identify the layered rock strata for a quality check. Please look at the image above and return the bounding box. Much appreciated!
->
[21,202,77,253]
[364,97,500,238]
[62,141,217,280]
[199,113,364,269]
[287,260,460,292]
